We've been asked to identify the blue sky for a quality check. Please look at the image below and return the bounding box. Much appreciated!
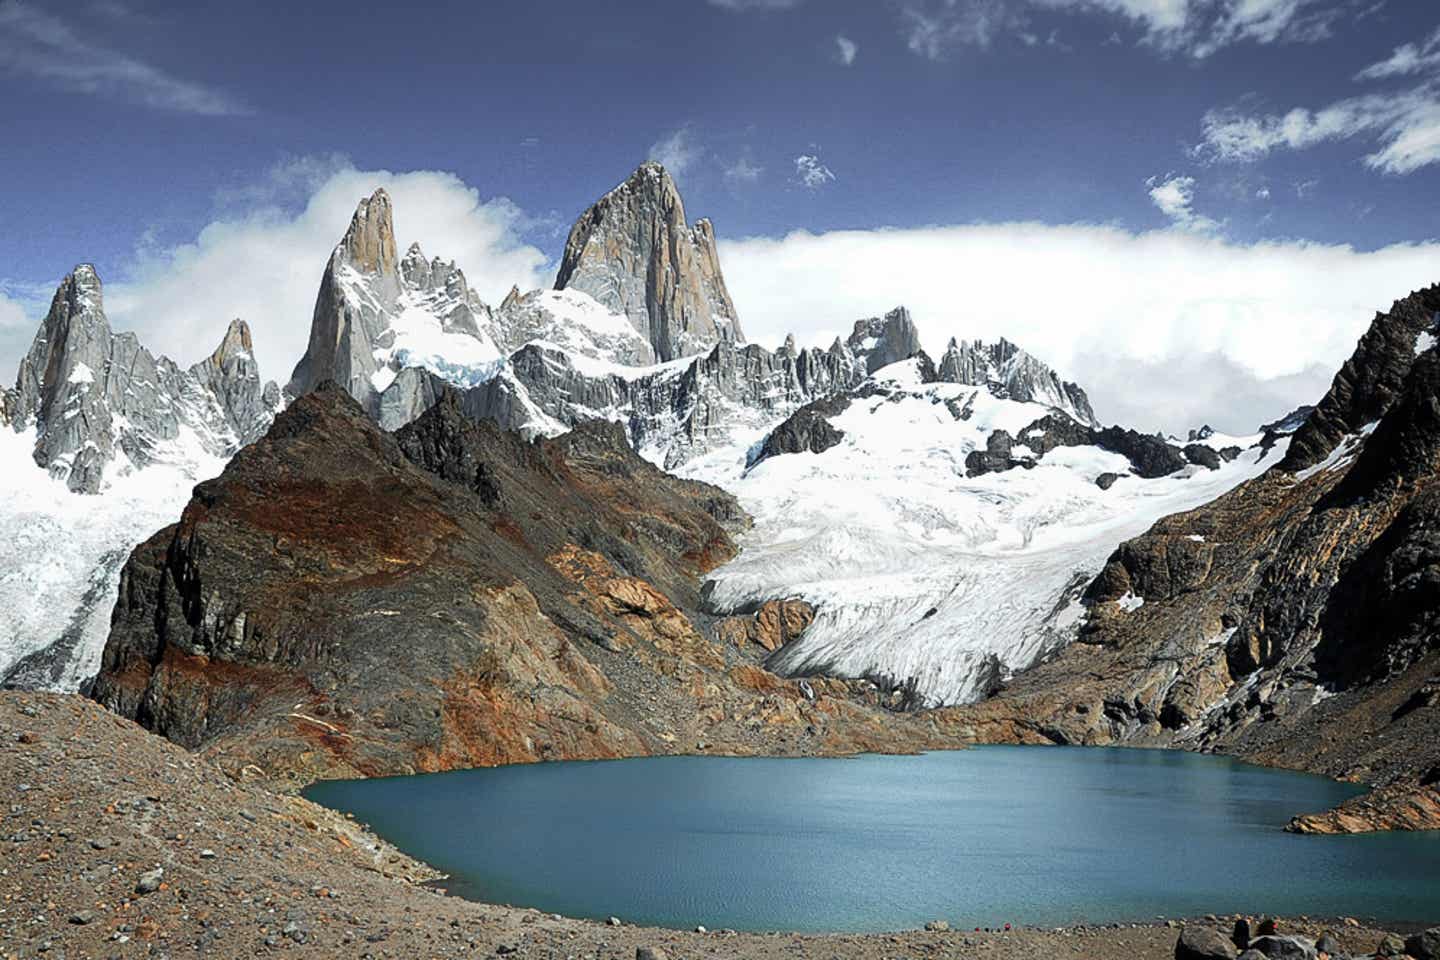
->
[2,0,1440,431]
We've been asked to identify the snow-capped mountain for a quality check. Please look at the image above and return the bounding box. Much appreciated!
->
[1,266,281,688]
[2,160,1277,704]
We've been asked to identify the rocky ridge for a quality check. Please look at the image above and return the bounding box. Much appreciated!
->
[8,265,279,493]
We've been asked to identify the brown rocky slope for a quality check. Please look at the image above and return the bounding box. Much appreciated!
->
[943,286,1440,832]
[91,383,958,790]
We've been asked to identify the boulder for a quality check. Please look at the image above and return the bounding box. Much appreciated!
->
[1246,935,1317,960]
[1377,932,1407,956]
[636,948,670,960]
[1233,918,1254,950]
[1314,932,1342,957]
[1176,925,1240,960]
[1407,927,1440,960]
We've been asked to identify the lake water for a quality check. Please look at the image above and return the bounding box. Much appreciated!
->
[303,747,1440,932]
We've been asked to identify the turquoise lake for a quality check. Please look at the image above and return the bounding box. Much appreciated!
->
[303,747,1440,933]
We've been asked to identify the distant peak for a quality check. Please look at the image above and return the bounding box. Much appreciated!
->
[208,318,253,366]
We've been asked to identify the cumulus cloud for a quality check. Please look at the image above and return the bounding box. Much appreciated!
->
[43,163,553,387]
[1146,173,1220,231]
[0,0,249,115]
[835,34,859,65]
[794,154,836,189]
[717,222,1440,433]
[648,126,702,178]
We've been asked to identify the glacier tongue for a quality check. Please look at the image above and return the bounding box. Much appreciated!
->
[684,358,1283,707]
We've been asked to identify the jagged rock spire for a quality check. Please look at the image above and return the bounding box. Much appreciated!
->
[10,267,278,493]
[554,161,744,362]
[937,336,1098,427]
[286,188,401,405]
[845,307,923,374]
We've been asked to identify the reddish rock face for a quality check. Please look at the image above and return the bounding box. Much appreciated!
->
[91,385,956,788]
[717,600,816,654]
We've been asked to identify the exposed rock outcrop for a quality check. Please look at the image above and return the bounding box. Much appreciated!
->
[90,385,959,786]
[9,266,278,493]
[555,162,743,362]
[1280,286,1439,471]
[938,336,1099,427]
[715,599,817,654]
[749,396,850,466]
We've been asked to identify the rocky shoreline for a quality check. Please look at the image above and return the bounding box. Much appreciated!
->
[4,691,1436,960]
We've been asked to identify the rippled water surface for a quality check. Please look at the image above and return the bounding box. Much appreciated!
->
[304,747,1440,932]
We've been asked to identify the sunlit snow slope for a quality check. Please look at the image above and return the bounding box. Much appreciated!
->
[684,359,1285,706]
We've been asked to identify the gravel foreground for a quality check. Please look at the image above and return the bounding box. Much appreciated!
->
[0,692,1418,960]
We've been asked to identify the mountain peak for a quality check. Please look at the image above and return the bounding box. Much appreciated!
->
[554,164,743,362]
[938,336,1099,427]
[339,188,398,280]
[845,306,922,374]
[208,318,253,367]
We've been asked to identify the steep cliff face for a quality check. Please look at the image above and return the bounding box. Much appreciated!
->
[947,286,1440,831]
[90,385,956,786]
[9,266,279,494]
[555,162,743,362]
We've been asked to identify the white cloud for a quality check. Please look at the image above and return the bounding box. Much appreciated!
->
[0,0,248,115]
[902,0,1026,56]
[897,0,1347,60]
[648,126,702,179]
[62,164,552,388]
[1146,173,1220,231]
[724,156,765,184]
[717,222,1440,433]
[794,154,836,189]
[1255,185,1271,199]
[1355,26,1440,81]
[835,33,859,65]
[1199,87,1440,174]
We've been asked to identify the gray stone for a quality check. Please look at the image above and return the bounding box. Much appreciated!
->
[1246,935,1317,960]
[1175,925,1240,960]
[134,867,164,895]
[636,948,670,960]
[1407,927,1440,960]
